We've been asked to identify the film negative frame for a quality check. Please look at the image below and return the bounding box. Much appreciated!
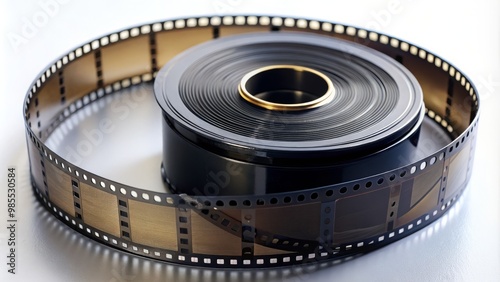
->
[23,15,479,268]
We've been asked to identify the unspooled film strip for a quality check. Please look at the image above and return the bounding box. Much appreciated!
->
[23,15,479,268]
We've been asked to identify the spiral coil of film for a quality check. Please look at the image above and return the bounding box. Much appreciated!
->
[23,15,479,268]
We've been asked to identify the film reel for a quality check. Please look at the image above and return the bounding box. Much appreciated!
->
[23,15,479,268]
[157,32,425,196]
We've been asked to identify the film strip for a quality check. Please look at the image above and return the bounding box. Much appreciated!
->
[23,15,479,268]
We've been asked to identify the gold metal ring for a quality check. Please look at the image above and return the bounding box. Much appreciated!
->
[238,65,335,111]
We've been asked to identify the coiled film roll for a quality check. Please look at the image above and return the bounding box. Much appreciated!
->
[156,31,425,195]
[23,15,479,268]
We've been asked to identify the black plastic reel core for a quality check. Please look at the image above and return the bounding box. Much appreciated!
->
[155,32,425,195]
[156,32,424,162]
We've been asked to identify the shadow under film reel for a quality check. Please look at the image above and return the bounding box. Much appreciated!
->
[23,15,479,268]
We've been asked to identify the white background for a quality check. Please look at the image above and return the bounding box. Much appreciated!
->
[1,0,499,281]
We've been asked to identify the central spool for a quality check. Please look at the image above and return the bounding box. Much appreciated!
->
[238,65,335,111]
[156,32,425,194]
